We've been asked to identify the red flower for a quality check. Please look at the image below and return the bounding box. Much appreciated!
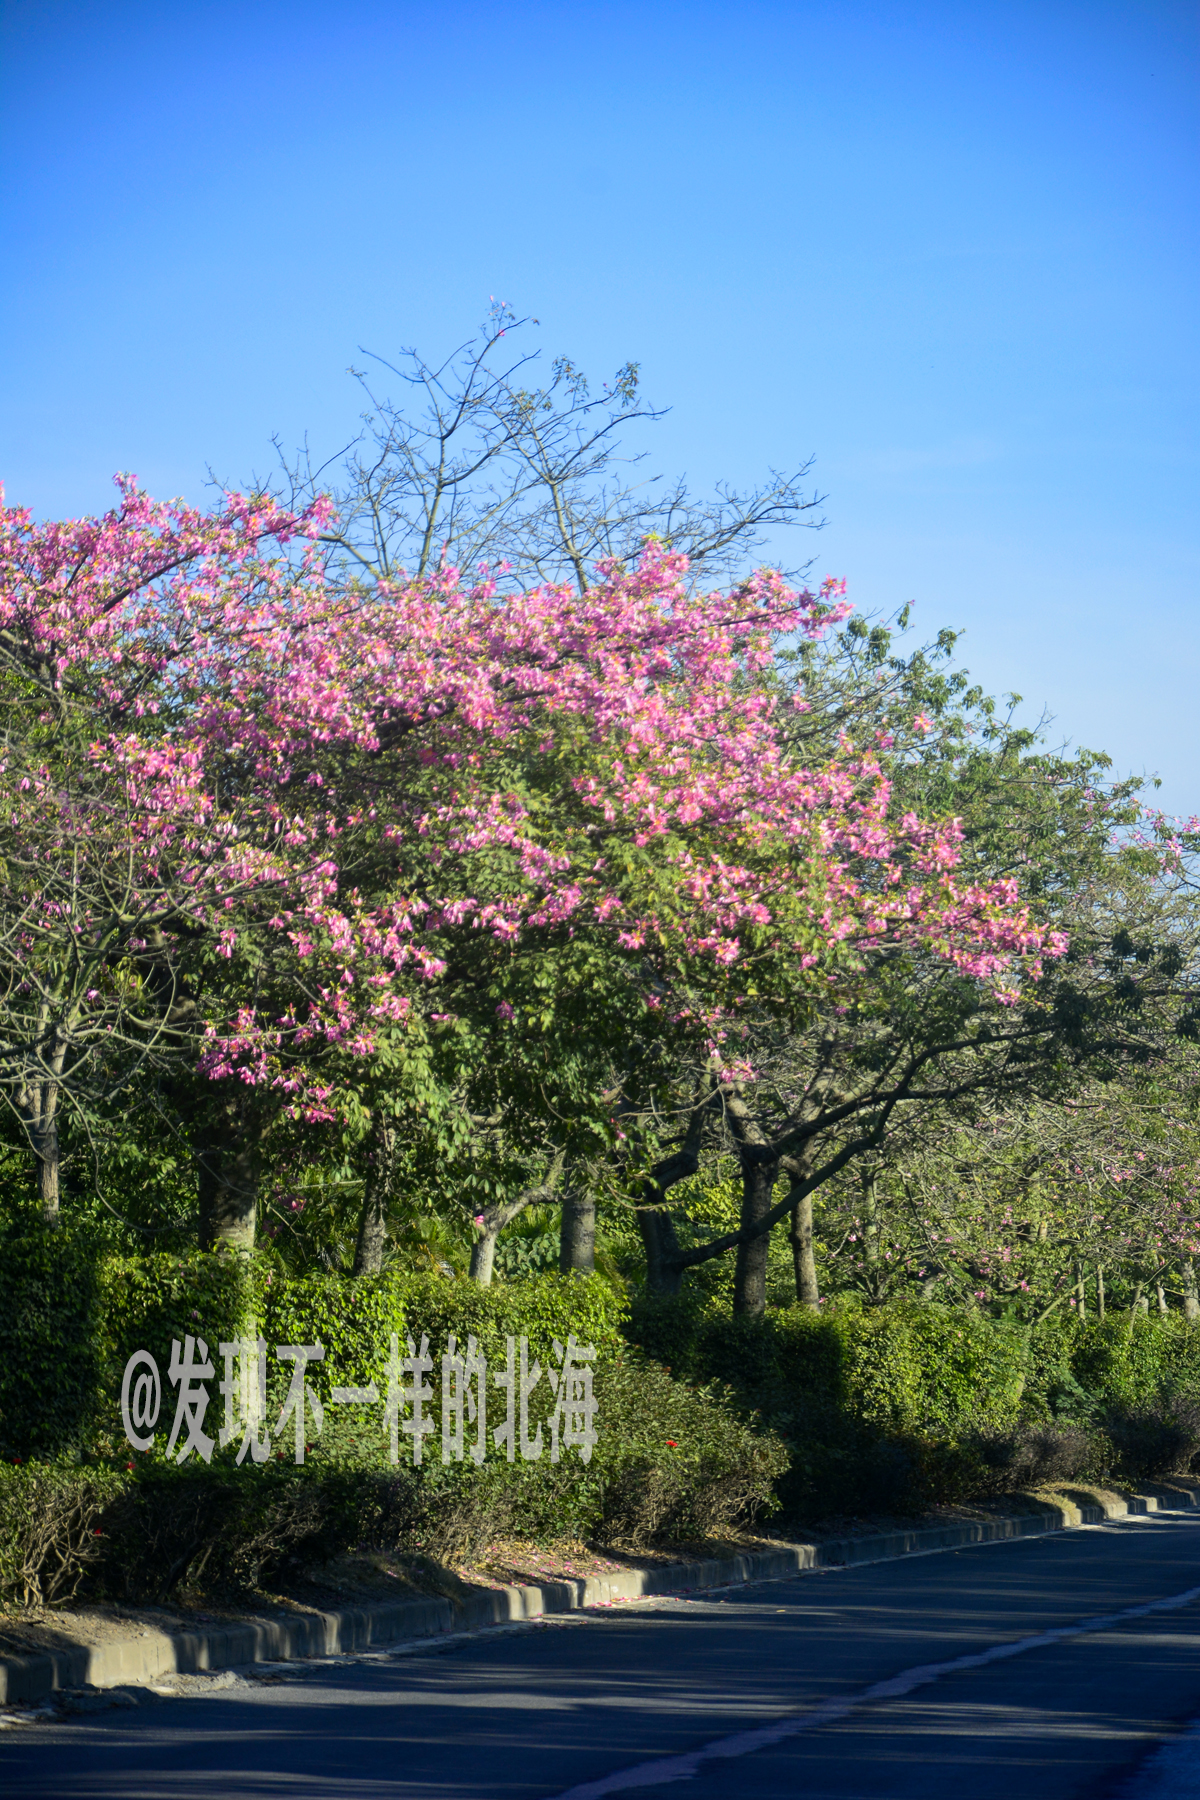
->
[666,1440,678,1447]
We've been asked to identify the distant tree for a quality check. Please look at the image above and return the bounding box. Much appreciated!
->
[798,1054,1200,1322]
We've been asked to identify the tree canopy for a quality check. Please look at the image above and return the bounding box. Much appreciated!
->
[3,314,1197,1327]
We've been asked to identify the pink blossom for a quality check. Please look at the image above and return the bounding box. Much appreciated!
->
[0,482,1065,1135]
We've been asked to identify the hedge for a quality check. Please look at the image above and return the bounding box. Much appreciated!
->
[0,1232,788,1606]
[0,1229,110,1461]
[0,1354,787,1606]
[626,1293,1200,1516]
[4,1227,1199,1592]
[0,1230,627,1461]
[261,1267,627,1415]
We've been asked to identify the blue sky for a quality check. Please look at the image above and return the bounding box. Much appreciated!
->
[2,1,1196,808]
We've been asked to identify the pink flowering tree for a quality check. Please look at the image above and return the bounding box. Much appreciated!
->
[1,479,1074,1275]
[0,477,333,1224]
[165,541,1065,1275]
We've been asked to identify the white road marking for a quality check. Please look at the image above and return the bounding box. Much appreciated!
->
[552,1579,1200,1797]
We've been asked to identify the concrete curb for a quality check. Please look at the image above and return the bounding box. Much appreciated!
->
[4,1480,1198,1707]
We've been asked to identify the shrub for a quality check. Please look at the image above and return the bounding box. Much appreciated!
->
[589,1356,788,1545]
[321,1354,786,1561]
[0,1463,125,1608]
[261,1268,627,1414]
[0,1230,110,1460]
[625,1296,1200,1515]
[892,1305,1027,1437]
[970,1423,1099,1493]
[0,1341,784,1605]
[0,1230,261,1460]
[1071,1315,1200,1414]
[94,1462,368,1600]
[0,1238,628,1461]
[626,1295,1034,1519]
[1102,1397,1200,1482]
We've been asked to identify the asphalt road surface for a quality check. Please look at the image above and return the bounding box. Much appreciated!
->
[4,1510,1200,1799]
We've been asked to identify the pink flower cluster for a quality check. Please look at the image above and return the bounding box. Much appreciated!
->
[0,480,1066,1119]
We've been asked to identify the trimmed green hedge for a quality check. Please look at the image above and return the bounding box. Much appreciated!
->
[1066,1314,1200,1414]
[626,1294,1200,1517]
[0,1230,110,1461]
[262,1268,627,1412]
[0,1233,258,1461]
[4,1225,1199,1577]
[0,1231,627,1461]
[629,1295,1026,1432]
[0,1232,786,1608]
[0,1353,786,1605]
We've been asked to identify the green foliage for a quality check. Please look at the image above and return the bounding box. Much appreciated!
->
[7,1227,1200,1614]
[1068,1314,1200,1412]
[590,1355,787,1546]
[100,1248,260,1381]
[93,1461,367,1601]
[878,1305,1028,1436]
[0,1229,109,1460]
[261,1268,628,1411]
[492,1219,561,1281]
[627,1294,1200,1519]
[630,1294,1026,1440]
[1008,1310,1073,1412]
[0,1233,628,1460]
[1101,1397,1200,1481]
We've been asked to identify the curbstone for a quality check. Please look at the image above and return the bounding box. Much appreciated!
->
[3,1480,1198,1707]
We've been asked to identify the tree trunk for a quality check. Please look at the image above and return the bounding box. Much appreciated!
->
[18,1077,63,1226]
[1096,1263,1105,1323]
[469,1229,499,1286]
[1182,1258,1200,1324]
[863,1169,880,1294]
[469,1169,562,1288]
[638,1206,684,1297]
[789,1185,819,1309]
[352,1120,395,1276]
[32,1095,61,1227]
[626,1076,714,1297]
[559,1185,596,1276]
[1157,1281,1169,1316]
[722,1080,781,1320]
[733,1156,779,1318]
[197,1093,258,1252]
[1076,1261,1087,1323]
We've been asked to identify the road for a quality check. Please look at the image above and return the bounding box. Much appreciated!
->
[3,1510,1200,1799]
